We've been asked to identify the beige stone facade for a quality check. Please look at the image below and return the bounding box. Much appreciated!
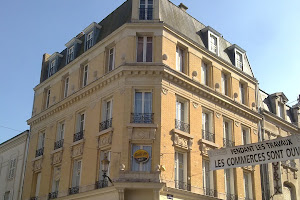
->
[22,0,267,200]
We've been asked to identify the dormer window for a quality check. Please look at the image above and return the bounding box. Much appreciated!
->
[48,52,63,77]
[278,103,284,119]
[228,44,246,70]
[235,51,243,70]
[65,37,82,64]
[83,22,102,52]
[201,26,221,56]
[209,32,218,54]
[139,0,153,20]
[67,45,75,63]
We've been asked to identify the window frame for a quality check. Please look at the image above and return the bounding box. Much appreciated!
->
[136,36,153,63]
[82,65,88,87]
[134,90,153,114]
[201,61,209,86]
[278,102,285,119]
[57,121,65,142]
[174,150,188,189]
[202,108,214,142]
[176,46,185,73]
[51,166,61,193]
[67,45,75,64]
[202,159,214,192]
[102,98,113,121]
[239,82,247,105]
[235,49,244,70]
[63,76,69,98]
[225,168,235,196]
[85,31,94,50]
[223,118,233,146]
[71,159,82,188]
[243,171,253,200]
[131,144,152,172]
[48,59,56,77]
[108,47,115,72]
[241,126,251,145]
[37,132,45,150]
[4,191,10,200]
[208,31,219,55]
[76,112,85,133]
[221,71,230,97]
[139,0,154,20]
[175,96,189,124]
[45,88,51,109]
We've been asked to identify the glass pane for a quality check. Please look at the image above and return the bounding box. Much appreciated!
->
[135,92,142,113]
[132,145,141,171]
[142,146,152,172]
[144,92,152,113]
[146,37,152,62]
[137,37,144,62]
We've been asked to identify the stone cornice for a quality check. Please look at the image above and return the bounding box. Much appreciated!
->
[0,132,28,153]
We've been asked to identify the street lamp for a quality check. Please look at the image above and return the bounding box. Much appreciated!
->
[100,154,113,187]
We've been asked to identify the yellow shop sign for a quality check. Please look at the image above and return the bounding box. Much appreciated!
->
[133,149,149,163]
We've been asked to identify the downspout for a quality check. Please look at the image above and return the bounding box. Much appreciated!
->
[19,129,30,200]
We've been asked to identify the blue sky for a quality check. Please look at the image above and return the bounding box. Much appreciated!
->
[0,0,299,143]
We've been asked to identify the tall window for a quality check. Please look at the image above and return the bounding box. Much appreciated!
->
[278,103,284,119]
[203,160,214,196]
[137,36,152,62]
[236,51,243,70]
[85,31,93,50]
[105,100,113,121]
[48,59,56,77]
[131,145,152,172]
[139,0,153,20]
[34,172,41,198]
[202,110,214,142]
[209,33,218,55]
[45,88,51,109]
[175,151,187,190]
[51,167,61,196]
[242,127,250,145]
[240,82,246,104]
[176,98,189,133]
[67,45,75,63]
[71,160,82,189]
[225,169,235,198]
[133,91,152,123]
[221,72,229,96]
[108,47,115,72]
[176,46,184,73]
[82,65,88,87]
[8,158,16,179]
[244,172,253,200]
[55,121,65,149]
[223,120,234,147]
[63,76,69,98]
[38,132,45,150]
[201,62,209,86]
[4,191,10,200]
[77,113,85,132]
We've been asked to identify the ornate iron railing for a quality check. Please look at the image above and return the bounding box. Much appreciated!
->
[48,191,58,199]
[139,8,153,20]
[54,139,64,150]
[225,193,238,200]
[95,180,109,189]
[99,118,113,131]
[202,130,215,142]
[174,180,191,191]
[73,131,84,142]
[131,113,154,124]
[175,119,190,133]
[223,138,235,147]
[35,147,44,157]
[203,187,218,197]
[69,186,79,195]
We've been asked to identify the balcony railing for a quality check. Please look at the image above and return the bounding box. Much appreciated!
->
[35,147,44,157]
[99,118,113,131]
[202,130,215,142]
[73,131,84,142]
[48,191,58,199]
[174,180,191,191]
[223,138,235,147]
[225,193,238,200]
[175,119,190,133]
[54,139,64,150]
[30,197,38,200]
[95,180,109,189]
[131,113,154,124]
[69,186,79,195]
[282,160,297,169]
[139,8,153,20]
[203,187,218,197]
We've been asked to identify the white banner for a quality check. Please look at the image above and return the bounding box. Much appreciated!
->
[208,134,300,170]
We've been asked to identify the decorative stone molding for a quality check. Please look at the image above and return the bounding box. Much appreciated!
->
[192,102,199,109]
[172,129,194,151]
[52,151,63,165]
[128,124,157,143]
[242,165,255,172]
[235,121,240,127]
[162,87,168,95]
[97,128,113,148]
[199,139,219,156]
[71,142,84,158]
[253,129,258,135]
[216,112,221,118]
[33,158,42,171]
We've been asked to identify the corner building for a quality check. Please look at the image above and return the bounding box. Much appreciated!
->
[23,0,262,199]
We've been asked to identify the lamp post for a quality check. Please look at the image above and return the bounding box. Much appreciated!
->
[99,154,113,188]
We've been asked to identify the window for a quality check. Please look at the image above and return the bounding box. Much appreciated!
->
[225,169,235,198]
[55,122,65,149]
[82,65,88,87]
[176,46,185,73]
[100,99,113,131]
[67,45,75,63]
[71,160,82,190]
[108,47,115,72]
[201,62,209,86]
[203,160,214,196]
[4,191,10,200]
[99,150,111,179]
[175,97,189,132]
[131,145,152,172]
[137,36,152,62]
[223,119,234,147]
[278,103,284,119]
[8,158,16,179]
[139,0,153,20]
[51,167,61,197]
[202,110,214,142]
[208,32,218,55]
[244,172,253,200]
[240,82,246,104]
[63,76,69,98]
[221,72,229,96]
[36,132,45,157]
[77,113,85,133]
[48,59,56,77]
[242,127,251,145]
[133,91,153,123]
[235,51,243,70]
[85,31,93,50]
[174,151,188,190]
[45,88,51,109]
[104,99,113,121]
[34,172,41,198]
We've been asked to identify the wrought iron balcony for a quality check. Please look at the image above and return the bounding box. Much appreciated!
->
[99,118,113,131]
[30,197,38,200]
[223,138,235,147]
[175,119,190,133]
[131,113,154,124]
[73,131,84,142]
[35,147,44,157]
[202,130,215,142]
[139,8,153,20]
[54,139,64,150]
[48,191,58,199]
[95,180,109,189]
[203,187,218,197]
[69,186,79,195]
[174,180,191,191]
[225,193,238,200]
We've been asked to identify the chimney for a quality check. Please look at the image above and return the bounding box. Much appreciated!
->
[179,3,188,12]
